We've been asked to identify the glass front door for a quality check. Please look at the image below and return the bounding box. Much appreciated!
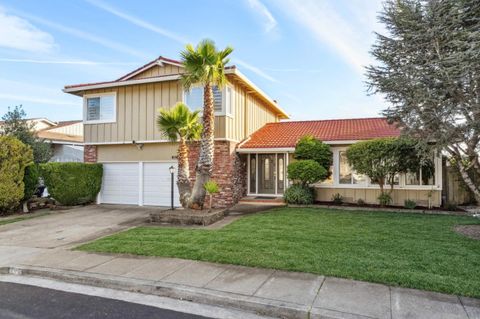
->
[250,153,287,195]
[258,154,276,194]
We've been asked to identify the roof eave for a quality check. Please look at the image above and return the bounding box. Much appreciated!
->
[226,68,289,119]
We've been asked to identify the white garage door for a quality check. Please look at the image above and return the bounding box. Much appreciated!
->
[100,162,180,207]
[101,163,139,205]
[143,162,180,207]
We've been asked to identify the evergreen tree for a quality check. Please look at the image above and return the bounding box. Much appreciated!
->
[367,0,480,203]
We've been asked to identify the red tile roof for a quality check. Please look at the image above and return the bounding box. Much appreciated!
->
[239,118,400,149]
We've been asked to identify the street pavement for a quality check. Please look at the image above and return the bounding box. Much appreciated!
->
[0,282,209,319]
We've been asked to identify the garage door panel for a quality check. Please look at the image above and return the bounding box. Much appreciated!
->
[101,163,139,205]
[143,163,180,207]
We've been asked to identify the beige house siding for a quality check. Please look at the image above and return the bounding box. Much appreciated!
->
[315,187,442,207]
[224,82,278,142]
[97,143,178,162]
[84,81,227,143]
[130,64,183,80]
[84,79,279,144]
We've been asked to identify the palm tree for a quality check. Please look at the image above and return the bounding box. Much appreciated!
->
[157,102,202,207]
[180,39,233,209]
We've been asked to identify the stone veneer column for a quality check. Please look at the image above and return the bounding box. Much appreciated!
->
[84,145,98,163]
[187,141,247,208]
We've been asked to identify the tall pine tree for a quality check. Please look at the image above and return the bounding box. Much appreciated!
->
[367,0,480,203]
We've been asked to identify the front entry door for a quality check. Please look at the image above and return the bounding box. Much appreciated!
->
[258,154,276,194]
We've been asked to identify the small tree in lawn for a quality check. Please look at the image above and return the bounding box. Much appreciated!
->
[157,103,202,208]
[366,0,480,203]
[346,137,431,205]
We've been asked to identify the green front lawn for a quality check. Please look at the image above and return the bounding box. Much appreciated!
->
[78,207,480,297]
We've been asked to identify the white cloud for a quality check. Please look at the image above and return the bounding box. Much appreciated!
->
[233,58,279,83]
[16,11,149,59]
[85,0,189,44]
[0,7,55,53]
[0,58,138,65]
[246,0,277,33]
[273,0,384,74]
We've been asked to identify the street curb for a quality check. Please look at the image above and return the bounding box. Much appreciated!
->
[1,266,310,319]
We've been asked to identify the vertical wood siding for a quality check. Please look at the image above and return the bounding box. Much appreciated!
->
[131,64,182,80]
[224,82,278,142]
[84,72,281,143]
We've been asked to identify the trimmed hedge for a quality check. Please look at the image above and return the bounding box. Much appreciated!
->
[40,163,103,206]
[0,136,33,213]
[23,164,40,201]
[287,160,327,185]
[284,184,315,205]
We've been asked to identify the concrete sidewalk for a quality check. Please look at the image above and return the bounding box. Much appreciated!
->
[2,249,478,319]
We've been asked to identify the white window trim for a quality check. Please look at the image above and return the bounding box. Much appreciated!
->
[83,92,117,124]
[314,147,443,191]
[182,84,234,117]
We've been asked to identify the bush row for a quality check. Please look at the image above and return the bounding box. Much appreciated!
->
[0,136,103,213]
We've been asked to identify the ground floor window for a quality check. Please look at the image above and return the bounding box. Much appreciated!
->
[317,148,440,190]
[339,151,366,185]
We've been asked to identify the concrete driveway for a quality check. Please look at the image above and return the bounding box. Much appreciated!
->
[0,205,158,266]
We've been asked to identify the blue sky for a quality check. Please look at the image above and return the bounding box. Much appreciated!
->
[0,0,386,122]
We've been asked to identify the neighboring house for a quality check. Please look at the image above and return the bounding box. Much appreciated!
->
[0,118,84,162]
[63,56,459,208]
[37,120,84,162]
[0,117,57,133]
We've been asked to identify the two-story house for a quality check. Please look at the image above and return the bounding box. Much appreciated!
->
[64,56,468,208]
[64,56,288,207]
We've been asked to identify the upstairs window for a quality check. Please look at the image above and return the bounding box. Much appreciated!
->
[184,86,222,113]
[84,93,116,124]
[184,85,234,115]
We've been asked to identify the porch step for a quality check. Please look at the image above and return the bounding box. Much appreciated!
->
[239,196,285,205]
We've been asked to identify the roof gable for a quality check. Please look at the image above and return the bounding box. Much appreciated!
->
[239,118,401,149]
[117,56,183,81]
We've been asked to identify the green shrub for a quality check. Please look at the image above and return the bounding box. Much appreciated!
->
[0,136,33,213]
[204,180,219,194]
[287,160,327,186]
[40,163,103,206]
[378,192,392,206]
[294,135,332,169]
[404,199,417,209]
[284,184,314,205]
[23,164,40,201]
[445,201,458,211]
[357,198,365,206]
[332,193,343,205]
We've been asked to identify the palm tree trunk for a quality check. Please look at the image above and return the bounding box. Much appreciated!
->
[188,83,215,209]
[177,136,191,208]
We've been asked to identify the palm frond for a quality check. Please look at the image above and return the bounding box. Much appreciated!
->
[156,103,202,142]
[180,39,233,90]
